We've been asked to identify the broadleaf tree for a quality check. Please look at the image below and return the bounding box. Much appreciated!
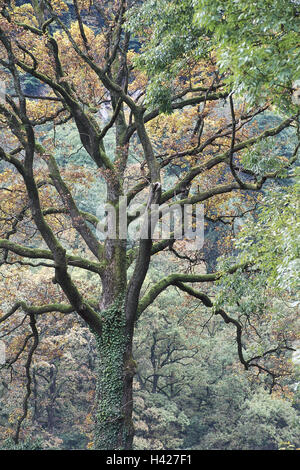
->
[0,0,299,449]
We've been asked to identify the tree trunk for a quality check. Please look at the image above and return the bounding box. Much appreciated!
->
[93,208,136,449]
[93,297,135,450]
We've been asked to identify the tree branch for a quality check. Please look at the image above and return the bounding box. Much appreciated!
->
[137,263,248,317]
[0,239,104,274]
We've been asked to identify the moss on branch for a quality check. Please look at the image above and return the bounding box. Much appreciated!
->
[0,239,105,274]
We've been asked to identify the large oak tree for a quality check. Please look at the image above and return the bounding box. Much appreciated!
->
[0,0,299,449]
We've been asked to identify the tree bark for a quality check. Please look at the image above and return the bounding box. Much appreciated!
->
[94,306,135,450]
[94,270,136,449]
